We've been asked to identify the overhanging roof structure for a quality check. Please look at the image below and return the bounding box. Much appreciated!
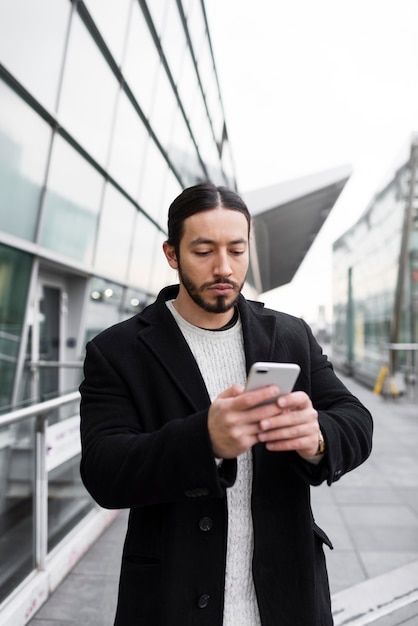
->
[244,165,352,294]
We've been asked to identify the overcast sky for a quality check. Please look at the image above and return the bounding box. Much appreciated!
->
[206,0,418,322]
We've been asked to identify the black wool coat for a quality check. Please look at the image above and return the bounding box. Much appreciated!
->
[80,285,373,626]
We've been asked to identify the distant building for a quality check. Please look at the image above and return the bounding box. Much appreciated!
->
[0,1,349,621]
[332,136,418,390]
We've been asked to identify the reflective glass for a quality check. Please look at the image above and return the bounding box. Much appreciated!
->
[221,140,236,186]
[168,106,203,185]
[197,41,225,144]
[148,63,178,148]
[160,1,187,88]
[39,136,103,263]
[83,0,132,66]
[127,213,160,291]
[177,47,198,117]
[122,2,160,119]
[123,287,151,316]
[156,166,182,230]
[0,0,70,111]
[107,92,148,198]
[137,138,169,223]
[185,0,206,64]
[0,244,32,413]
[48,453,94,553]
[0,416,35,602]
[57,11,118,167]
[148,230,176,295]
[84,278,124,342]
[332,170,407,380]
[0,80,52,241]
[94,183,136,280]
[147,0,169,37]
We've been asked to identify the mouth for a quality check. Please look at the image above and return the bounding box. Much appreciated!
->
[207,283,235,295]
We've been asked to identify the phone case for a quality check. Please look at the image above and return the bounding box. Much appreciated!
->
[245,362,300,399]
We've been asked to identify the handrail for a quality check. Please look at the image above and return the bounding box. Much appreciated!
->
[0,390,81,574]
[382,343,418,350]
[0,391,80,428]
[28,360,84,368]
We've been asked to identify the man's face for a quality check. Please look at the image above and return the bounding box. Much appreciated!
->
[166,207,249,317]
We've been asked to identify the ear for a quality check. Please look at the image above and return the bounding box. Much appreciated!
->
[163,241,178,269]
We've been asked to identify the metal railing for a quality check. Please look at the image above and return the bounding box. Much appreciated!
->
[0,392,80,571]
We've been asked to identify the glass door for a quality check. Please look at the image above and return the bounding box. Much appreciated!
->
[29,274,67,405]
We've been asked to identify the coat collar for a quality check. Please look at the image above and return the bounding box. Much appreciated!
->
[136,285,288,409]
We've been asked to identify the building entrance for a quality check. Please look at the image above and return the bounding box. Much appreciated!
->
[24,267,86,410]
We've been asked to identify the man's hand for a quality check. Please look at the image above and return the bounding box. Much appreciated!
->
[208,384,283,459]
[208,386,320,460]
[257,391,320,458]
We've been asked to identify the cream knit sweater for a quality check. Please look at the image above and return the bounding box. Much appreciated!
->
[167,301,261,625]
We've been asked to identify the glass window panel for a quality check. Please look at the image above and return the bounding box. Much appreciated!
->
[57,11,118,166]
[0,80,52,241]
[205,78,225,146]
[83,0,132,66]
[123,287,151,316]
[168,106,202,184]
[94,184,136,280]
[127,213,159,291]
[0,244,32,413]
[84,277,124,341]
[39,135,103,263]
[160,1,187,88]
[156,166,182,230]
[0,0,70,112]
[48,453,94,553]
[122,2,160,120]
[148,63,177,148]
[0,415,35,602]
[137,139,168,222]
[221,141,236,186]
[185,0,206,65]
[148,230,176,295]
[177,47,198,115]
[107,92,148,198]
[147,0,169,38]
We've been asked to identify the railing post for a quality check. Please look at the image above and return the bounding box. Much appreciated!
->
[34,413,48,571]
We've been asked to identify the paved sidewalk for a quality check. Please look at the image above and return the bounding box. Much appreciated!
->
[29,373,418,625]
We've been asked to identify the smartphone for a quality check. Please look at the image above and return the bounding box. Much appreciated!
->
[245,362,300,403]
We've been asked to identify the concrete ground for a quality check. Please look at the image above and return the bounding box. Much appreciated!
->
[29,373,418,625]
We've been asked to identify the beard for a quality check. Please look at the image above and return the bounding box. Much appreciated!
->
[178,262,243,314]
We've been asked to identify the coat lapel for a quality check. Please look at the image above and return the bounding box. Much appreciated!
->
[137,287,296,410]
[137,288,211,412]
[238,295,296,370]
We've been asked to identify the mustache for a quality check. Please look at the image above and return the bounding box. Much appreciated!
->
[202,278,239,289]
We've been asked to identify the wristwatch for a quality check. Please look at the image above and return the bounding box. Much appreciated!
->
[315,430,325,456]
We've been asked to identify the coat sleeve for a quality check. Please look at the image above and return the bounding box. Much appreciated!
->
[291,320,373,486]
[79,340,236,509]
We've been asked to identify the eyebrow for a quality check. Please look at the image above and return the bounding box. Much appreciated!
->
[189,237,248,246]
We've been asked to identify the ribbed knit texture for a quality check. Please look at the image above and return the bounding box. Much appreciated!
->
[167,301,261,625]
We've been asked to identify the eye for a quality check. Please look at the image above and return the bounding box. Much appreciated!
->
[195,249,211,256]
[230,248,246,256]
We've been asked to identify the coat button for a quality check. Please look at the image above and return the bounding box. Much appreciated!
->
[197,594,210,609]
[199,517,213,532]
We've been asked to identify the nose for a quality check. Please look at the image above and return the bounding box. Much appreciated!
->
[214,251,232,277]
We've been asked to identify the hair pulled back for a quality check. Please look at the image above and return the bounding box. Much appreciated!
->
[166,182,251,256]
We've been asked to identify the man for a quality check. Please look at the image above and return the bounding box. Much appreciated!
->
[80,182,373,625]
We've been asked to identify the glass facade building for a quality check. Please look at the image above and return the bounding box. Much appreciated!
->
[0,0,239,619]
[332,136,418,388]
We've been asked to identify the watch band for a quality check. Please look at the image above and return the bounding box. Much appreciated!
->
[315,430,325,456]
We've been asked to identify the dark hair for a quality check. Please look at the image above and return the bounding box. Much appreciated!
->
[166,182,251,256]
